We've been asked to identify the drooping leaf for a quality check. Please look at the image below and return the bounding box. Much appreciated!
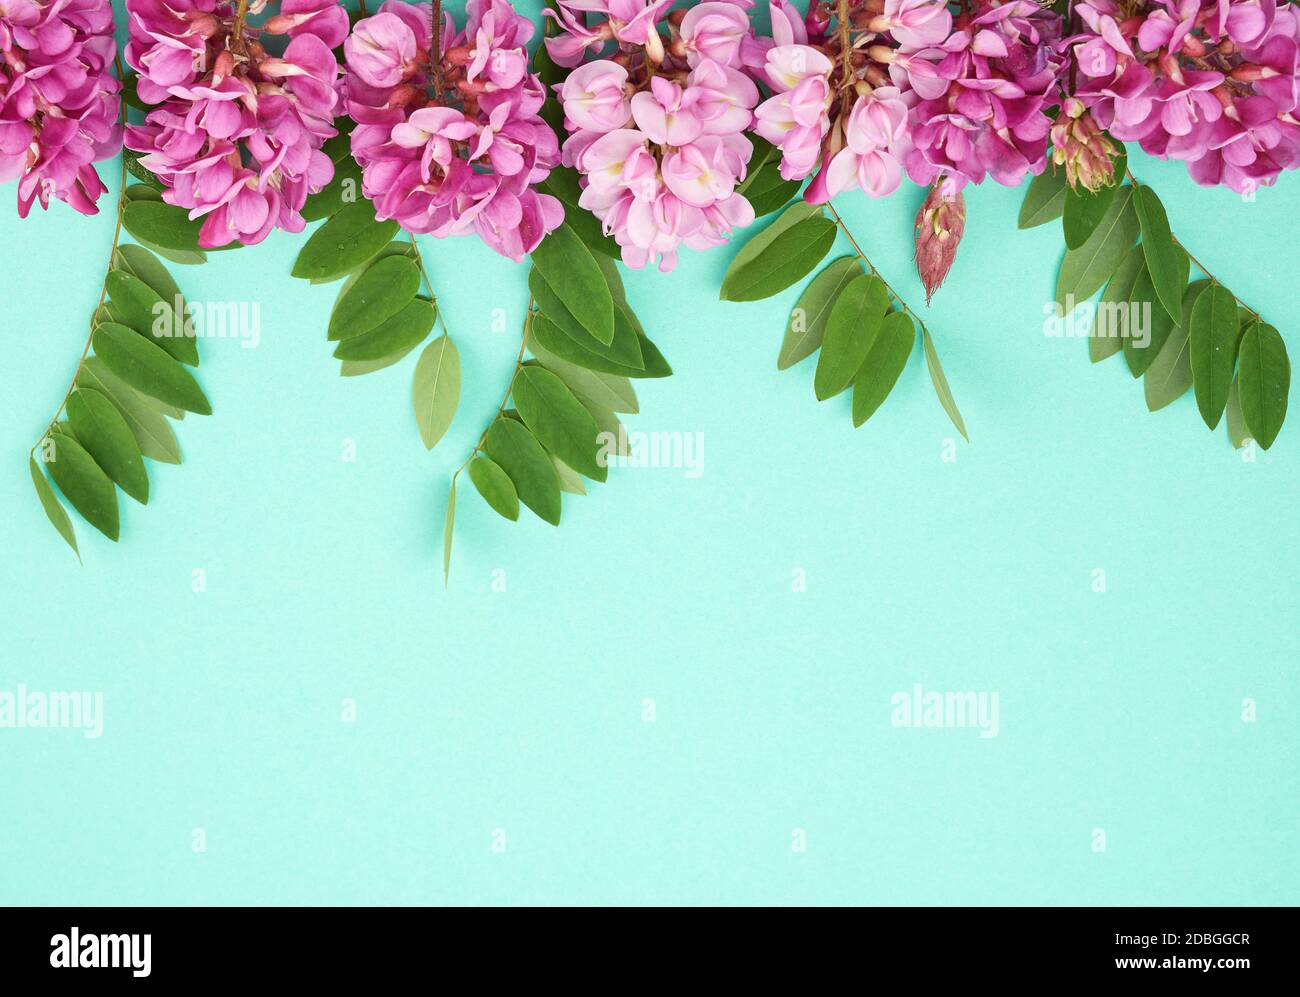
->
[44,428,119,541]
[468,456,521,521]
[106,268,197,366]
[1188,283,1240,429]
[511,365,607,482]
[720,214,837,302]
[291,199,399,282]
[721,200,821,295]
[1055,185,1139,309]
[1133,184,1187,321]
[332,298,436,361]
[92,322,212,415]
[530,268,643,368]
[814,274,888,400]
[1236,322,1290,449]
[1018,165,1069,229]
[1225,376,1251,449]
[526,343,639,413]
[328,254,421,341]
[530,222,615,344]
[1123,263,1178,378]
[922,327,969,441]
[1143,281,1208,412]
[1062,155,1124,249]
[29,456,79,560]
[442,478,456,586]
[411,334,461,450]
[779,256,863,370]
[66,388,149,504]
[483,417,562,525]
[77,357,182,464]
[852,312,915,427]
[1091,243,1145,362]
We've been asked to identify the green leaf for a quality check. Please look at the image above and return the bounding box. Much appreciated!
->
[411,334,461,450]
[66,388,149,504]
[332,298,435,361]
[105,269,198,367]
[528,312,667,378]
[1063,158,1123,250]
[1055,185,1139,308]
[1122,262,1178,378]
[736,140,803,217]
[328,254,421,341]
[538,167,621,259]
[511,365,607,482]
[526,343,639,413]
[92,322,212,415]
[301,157,363,223]
[720,215,836,302]
[1018,165,1069,229]
[124,151,166,190]
[468,456,520,521]
[852,312,915,427]
[483,417,562,525]
[340,347,419,377]
[1091,243,1145,362]
[814,274,888,400]
[721,200,821,293]
[1225,376,1251,449]
[115,245,184,319]
[1133,184,1187,321]
[125,184,163,203]
[129,236,206,267]
[44,429,119,541]
[123,200,232,254]
[1143,281,1208,412]
[779,256,863,370]
[77,357,182,464]
[530,222,615,344]
[1236,322,1290,449]
[291,200,399,283]
[442,478,456,586]
[922,327,968,442]
[1189,283,1240,429]
[529,267,643,367]
[29,456,79,560]
[552,456,587,495]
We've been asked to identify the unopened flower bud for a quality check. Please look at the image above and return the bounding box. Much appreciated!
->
[867,45,894,64]
[914,179,966,304]
[444,45,472,67]
[263,14,292,34]
[1049,102,1119,192]
[213,50,235,82]
[645,29,665,65]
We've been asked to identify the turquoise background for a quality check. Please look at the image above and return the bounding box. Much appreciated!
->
[1,2,1297,906]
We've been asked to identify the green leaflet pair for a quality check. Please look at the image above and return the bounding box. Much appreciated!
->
[1021,147,1291,449]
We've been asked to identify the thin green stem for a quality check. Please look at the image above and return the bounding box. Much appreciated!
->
[1125,169,1262,320]
[825,202,930,335]
[451,299,533,484]
[31,60,131,457]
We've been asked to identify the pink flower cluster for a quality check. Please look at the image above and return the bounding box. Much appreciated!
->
[1066,0,1300,193]
[753,0,1065,198]
[545,1,760,271]
[344,0,563,262]
[0,0,121,216]
[124,1,346,247]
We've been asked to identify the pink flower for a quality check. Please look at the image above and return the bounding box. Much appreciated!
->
[678,2,752,68]
[560,61,632,131]
[125,0,343,246]
[344,0,563,261]
[817,87,910,200]
[0,0,121,216]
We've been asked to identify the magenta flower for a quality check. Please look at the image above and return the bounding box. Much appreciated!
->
[547,0,759,271]
[124,0,343,247]
[0,0,121,216]
[343,0,563,262]
[1065,0,1300,193]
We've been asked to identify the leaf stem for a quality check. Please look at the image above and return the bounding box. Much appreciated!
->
[30,59,131,458]
[825,201,930,336]
[1125,169,1262,320]
[450,297,533,484]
